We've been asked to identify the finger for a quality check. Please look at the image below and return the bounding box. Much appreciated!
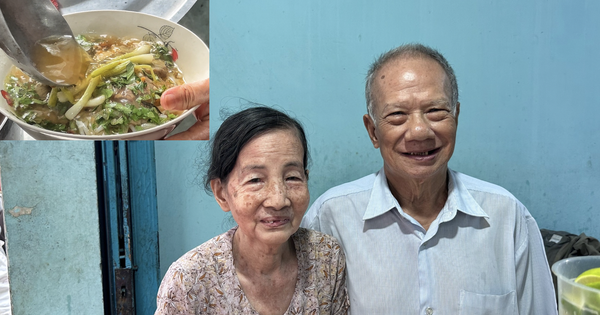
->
[194,102,210,121]
[165,117,209,140]
[161,78,209,111]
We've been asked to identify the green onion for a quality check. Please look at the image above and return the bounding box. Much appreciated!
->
[65,76,101,120]
[83,95,106,108]
[103,61,131,78]
[47,87,58,108]
[60,88,75,104]
[111,45,152,61]
[90,60,127,77]
[125,54,154,65]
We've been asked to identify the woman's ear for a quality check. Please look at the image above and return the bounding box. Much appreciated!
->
[210,178,231,213]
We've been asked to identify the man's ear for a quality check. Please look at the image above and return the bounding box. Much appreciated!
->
[455,102,460,124]
[210,178,231,213]
[363,114,380,149]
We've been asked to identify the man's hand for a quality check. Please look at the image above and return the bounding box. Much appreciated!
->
[162,78,209,140]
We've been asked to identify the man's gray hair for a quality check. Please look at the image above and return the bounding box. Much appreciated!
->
[365,43,458,118]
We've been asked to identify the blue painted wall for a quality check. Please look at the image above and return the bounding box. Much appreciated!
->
[156,0,600,275]
[155,141,230,276]
[0,141,104,315]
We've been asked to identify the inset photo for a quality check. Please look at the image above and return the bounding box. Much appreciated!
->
[0,0,209,140]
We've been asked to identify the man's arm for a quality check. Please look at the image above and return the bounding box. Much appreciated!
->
[515,214,558,314]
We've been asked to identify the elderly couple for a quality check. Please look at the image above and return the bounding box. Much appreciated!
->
[154,44,558,314]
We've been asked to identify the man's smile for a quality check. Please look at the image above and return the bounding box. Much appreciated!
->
[402,147,441,157]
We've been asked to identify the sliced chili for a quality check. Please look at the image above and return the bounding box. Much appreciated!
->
[1,90,13,106]
[171,48,178,62]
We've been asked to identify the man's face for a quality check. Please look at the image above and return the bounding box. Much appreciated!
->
[364,56,459,184]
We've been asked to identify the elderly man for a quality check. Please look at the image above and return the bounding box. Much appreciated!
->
[302,43,557,314]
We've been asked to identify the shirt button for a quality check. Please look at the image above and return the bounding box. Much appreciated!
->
[425,307,434,315]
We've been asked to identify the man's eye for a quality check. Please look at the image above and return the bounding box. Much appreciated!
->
[385,112,407,120]
[426,109,448,120]
[385,112,408,124]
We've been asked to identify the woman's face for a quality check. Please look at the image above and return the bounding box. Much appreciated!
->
[211,129,309,248]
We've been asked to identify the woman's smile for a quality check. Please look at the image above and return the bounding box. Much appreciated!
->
[260,217,291,228]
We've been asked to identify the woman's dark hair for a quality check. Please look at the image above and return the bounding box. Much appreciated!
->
[204,106,309,192]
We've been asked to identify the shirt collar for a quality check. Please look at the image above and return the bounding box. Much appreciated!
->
[445,169,489,220]
[363,168,398,220]
[362,167,490,221]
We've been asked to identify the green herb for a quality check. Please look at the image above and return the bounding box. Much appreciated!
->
[4,78,44,110]
[75,35,93,52]
[109,62,136,88]
[151,43,174,68]
[21,110,69,132]
[131,81,147,95]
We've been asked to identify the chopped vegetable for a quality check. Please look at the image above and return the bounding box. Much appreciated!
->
[125,54,154,65]
[103,61,132,78]
[65,76,101,120]
[48,87,58,108]
[60,88,75,103]
[84,95,106,108]
[1,90,13,106]
[90,60,127,77]
[112,44,151,61]
[152,43,174,67]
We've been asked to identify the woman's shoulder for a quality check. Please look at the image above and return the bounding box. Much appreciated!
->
[156,228,238,314]
[294,228,344,259]
[168,228,236,276]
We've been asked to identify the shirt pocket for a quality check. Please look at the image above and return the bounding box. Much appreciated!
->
[458,290,517,315]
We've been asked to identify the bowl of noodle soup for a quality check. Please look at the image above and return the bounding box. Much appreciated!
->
[0,10,209,140]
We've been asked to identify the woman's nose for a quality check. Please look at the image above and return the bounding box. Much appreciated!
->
[263,181,291,210]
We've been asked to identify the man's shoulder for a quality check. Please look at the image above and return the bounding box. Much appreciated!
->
[452,170,516,199]
[302,172,376,229]
[314,172,377,204]
[451,170,530,220]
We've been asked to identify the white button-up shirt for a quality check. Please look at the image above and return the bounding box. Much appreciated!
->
[302,168,557,315]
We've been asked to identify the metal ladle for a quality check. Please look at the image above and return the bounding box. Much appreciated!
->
[0,0,78,87]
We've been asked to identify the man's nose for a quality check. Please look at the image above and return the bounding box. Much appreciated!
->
[263,180,291,210]
[405,114,434,140]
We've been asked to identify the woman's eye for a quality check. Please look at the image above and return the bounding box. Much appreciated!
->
[286,173,305,182]
[248,178,261,183]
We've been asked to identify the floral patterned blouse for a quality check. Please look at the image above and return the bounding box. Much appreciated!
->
[155,227,349,315]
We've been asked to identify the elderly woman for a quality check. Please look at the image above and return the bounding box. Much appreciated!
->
[155,106,349,315]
